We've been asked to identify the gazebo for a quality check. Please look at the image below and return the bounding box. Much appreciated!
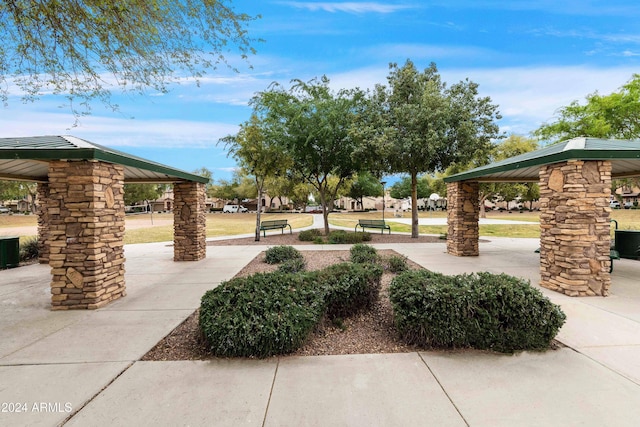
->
[0,135,209,309]
[444,137,640,297]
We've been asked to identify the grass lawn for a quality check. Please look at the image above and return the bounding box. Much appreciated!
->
[2,209,639,243]
[124,212,314,244]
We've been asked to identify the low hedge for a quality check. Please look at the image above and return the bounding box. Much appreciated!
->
[199,261,383,358]
[328,230,372,244]
[298,228,322,242]
[389,270,566,352]
[199,272,325,358]
[264,245,303,264]
[350,244,378,264]
[312,262,383,319]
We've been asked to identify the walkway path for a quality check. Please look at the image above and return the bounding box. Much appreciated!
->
[1,237,639,426]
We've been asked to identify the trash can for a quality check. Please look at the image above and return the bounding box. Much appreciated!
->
[615,230,640,260]
[0,236,20,269]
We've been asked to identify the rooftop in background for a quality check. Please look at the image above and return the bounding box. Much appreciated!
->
[445,138,640,183]
[0,135,209,184]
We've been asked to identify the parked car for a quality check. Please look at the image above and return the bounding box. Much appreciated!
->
[610,200,621,209]
[623,201,634,209]
[0,206,10,214]
[222,204,248,213]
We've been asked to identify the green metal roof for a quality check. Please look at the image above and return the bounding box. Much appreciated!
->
[0,135,209,184]
[444,137,640,183]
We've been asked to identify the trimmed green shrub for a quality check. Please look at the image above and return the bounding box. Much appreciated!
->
[264,245,303,264]
[313,262,383,319]
[278,257,307,273]
[299,228,322,242]
[19,237,39,262]
[386,254,408,273]
[199,272,325,358]
[313,236,325,244]
[328,230,372,244]
[350,244,378,264]
[389,270,566,352]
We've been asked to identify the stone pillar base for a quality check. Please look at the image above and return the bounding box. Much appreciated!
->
[173,181,207,261]
[47,160,126,309]
[539,160,611,296]
[447,181,479,256]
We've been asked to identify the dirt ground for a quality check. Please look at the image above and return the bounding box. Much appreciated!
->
[142,248,426,361]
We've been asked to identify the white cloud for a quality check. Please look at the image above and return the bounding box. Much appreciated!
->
[0,110,239,148]
[280,2,414,14]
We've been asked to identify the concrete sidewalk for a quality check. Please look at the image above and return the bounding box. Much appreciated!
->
[1,237,639,426]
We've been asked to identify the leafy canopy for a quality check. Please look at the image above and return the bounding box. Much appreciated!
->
[0,0,259,116]
[535,74,640,142]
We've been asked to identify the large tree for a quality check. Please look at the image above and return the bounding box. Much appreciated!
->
[366,60,501,237]
[123,184,165,207]
[535,74,640,142]
[0,180,37,212]
[0,1,259,116]
[221,114,290,240]
[348,172,383,210]
[389,175,431,200]
[251,77,367,234]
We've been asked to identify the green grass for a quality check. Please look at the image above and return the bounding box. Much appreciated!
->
[2,208,639,243]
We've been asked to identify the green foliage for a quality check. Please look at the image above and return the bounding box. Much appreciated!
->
[298,228,322,242]
[390,175,431,200]
[312,262,383,319]
[385,254,408,273]
[1,0,259,117]
[348,172,383,209]
[313,237,325,244]
[199,272,325,358]
[199,262,383,357]
[264,245,303,264]
[356,60,501,237]
[350,244,379,264]
[251,76,368,234]
[389,270,566,352]
[535,74,640,142]
[123,184,165,206]
[278,257,307,274]
[328,230,372,244]
[19,237,39,262]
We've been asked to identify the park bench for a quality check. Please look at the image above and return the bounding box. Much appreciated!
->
[355,219,391,234]
[259,219,292,237]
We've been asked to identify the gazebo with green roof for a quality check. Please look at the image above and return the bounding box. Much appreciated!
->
[444,137,640,297]
[0,135,209,310]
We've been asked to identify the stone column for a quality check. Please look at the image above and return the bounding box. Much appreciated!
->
[47,160,126,310]
[173,181,206,261]
[539,160,612,296]
[447,181,480,256]
[36,182,50,264]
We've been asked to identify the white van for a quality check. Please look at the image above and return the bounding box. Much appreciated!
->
[223,204,248,213]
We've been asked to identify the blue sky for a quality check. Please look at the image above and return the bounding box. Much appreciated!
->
[3,1,640,183]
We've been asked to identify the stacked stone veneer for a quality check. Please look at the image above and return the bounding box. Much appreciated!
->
[47,160,126,310]
[539,160,612,296]
[447,181,480,256]
[173,181,206,261]
[36,182,50,264]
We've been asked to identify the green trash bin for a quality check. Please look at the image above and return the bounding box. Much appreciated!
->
[0,236,20,269]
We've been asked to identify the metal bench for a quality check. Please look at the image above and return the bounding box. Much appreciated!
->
[355,219,390,234]
[259,219,292,237]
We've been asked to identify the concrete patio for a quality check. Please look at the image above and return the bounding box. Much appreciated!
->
[1,237,639,426]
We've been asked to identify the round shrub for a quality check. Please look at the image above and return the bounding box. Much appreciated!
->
[199,272,325,358]
[278,257,307,273]
[299,228,322,242]
[19,237,39,262]
[386,254,408,273]
[313,262,383,319]
[350,244,378,264]
[264,245,303,264]
[389,270,566,352]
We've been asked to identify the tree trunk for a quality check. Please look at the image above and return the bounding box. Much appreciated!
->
[255,182,263,241]
[411,173,419,238]
[479,195,488,219]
